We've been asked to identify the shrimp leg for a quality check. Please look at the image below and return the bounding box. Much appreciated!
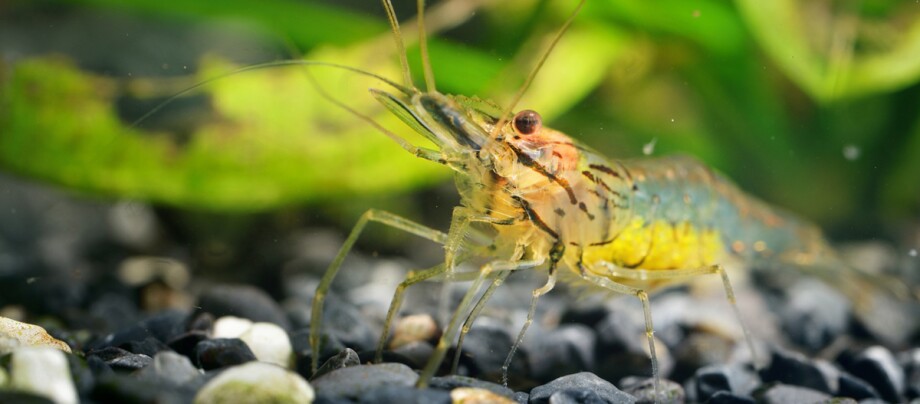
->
[501,269,558,386]
[450,270,511,375]
[310,209,448,374]
[417,257,546,388]
[578,268,663,403]
[599,262,759,368]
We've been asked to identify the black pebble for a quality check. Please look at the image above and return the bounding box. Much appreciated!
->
[197,284,291,330]
[194,338,257,370]
[120,336,169,357]
[843,346,904,403]
[87,310,189,351]
[167,330,209,358]
[707,390,755,404]
[87,346,153,371]
[758,349,835,394]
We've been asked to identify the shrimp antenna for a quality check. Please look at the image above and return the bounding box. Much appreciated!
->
[417,0,437,92]
[382,0,415,89]
[131,60,409,128]
[491,0,585,138]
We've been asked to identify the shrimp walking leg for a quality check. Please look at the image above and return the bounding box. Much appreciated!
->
[599,262,759,368]
[501,270,558,386]
[376,263,449,363]
[417,258,546,388]
[450,270,512,374]
[310,209,449,374]
[579,270,662,403]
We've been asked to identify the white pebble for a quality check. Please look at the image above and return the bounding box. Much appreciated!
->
[910,248,917,257]
[240,322,293,368]
[0,316,71,354]
[11,347,78,404]
[194,362,314,404]
[212,316,254,339]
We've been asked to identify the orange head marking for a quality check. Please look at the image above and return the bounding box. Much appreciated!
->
[506,110,579,175]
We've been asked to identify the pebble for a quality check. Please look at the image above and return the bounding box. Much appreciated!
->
[389,313,439,349]
[212,315,253,338]
[706,390,755,404]
[779,279,850,351]
[844,345,904,403]
[457,318,522,381]
[198,284,291,330]
[0,391,56,404]
[759,349,835,394]
[194,362,314,404]
[9,347,79,404]
[428,375,516,399]
[358,386,451,404]
[89,310,188,351]
[317,294,380,353]
[694,363,760,400]
[120,336,169,357]
[450,387,517,404]
[88,346,153,371]
[194,338,257,370]
[619,376,684,404]
[753,383,830,404]
[901,348,920,399]
[311,363,418,400]
[594,307,673,382]
[0,316,72,354]
[239,321,293,368]
[838,371,880,400]
[529,324,596,382]
[529,372,637,404]
[312,348,360,380]
[139,351,200,386]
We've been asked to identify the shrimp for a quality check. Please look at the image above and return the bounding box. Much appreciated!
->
[306,0,905,401]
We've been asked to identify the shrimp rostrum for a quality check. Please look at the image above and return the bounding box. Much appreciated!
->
[308,0,873,399]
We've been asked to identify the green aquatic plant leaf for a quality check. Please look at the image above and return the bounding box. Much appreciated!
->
[736,0,920,102]
[0,52,449,211]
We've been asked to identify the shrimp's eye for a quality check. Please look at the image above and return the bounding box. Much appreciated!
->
[512,110,542,135]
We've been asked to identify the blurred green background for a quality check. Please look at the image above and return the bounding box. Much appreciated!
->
[2,0,920,243]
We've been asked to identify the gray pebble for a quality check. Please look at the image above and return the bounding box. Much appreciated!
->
[311,363,418,399]
[779,279,850,351]
[312,348,360,379]
[619,376,684,404]
[754,384,830,404]
[529,324,596,382]
[529,372,636,404]
[357,386,450,404]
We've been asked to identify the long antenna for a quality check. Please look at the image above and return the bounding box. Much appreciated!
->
[382,0,415,89]
[417,0,437,92]
[130,60,410,129]
[491,0,585,137]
